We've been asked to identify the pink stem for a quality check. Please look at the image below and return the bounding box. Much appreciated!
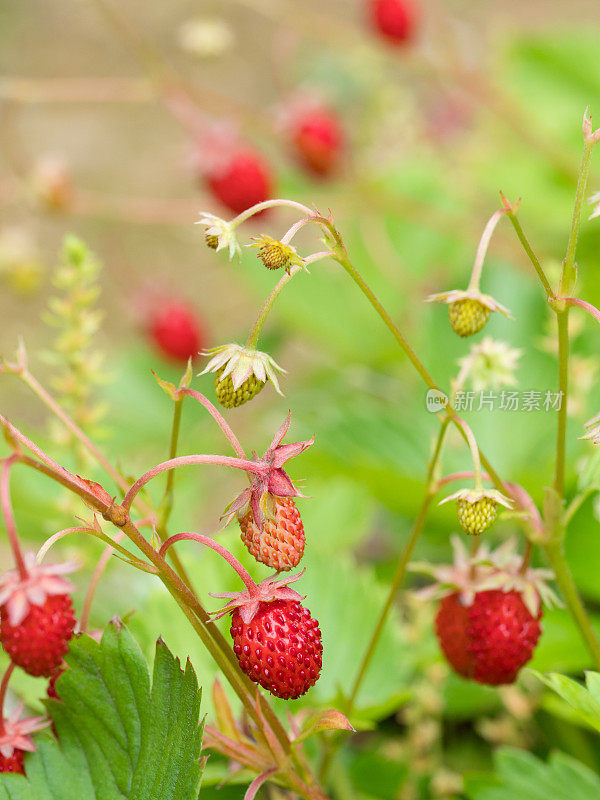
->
[180,389,246,458]
[1,457,27,579]
[122,454,264,511]
[159,533,257,594]
[0,415,101,509]
[36,526,95,563]
[244,768,277,800]
[564,297,600,324]
[80,531,126,632]
[0,663,15,729]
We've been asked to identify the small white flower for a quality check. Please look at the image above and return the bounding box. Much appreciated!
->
[199,344,286,395]
[196,213,241,260]
[458,337,523,392]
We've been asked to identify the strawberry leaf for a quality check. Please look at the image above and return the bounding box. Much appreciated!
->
[0,621,203,800]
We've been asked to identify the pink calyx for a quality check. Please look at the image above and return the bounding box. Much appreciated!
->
[0,552,77,627]
[159,532,304,624]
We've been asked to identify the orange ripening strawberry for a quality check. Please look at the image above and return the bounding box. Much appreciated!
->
[238,495,305,571]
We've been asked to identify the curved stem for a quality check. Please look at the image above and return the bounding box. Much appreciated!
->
[157,398,183,530]
[231,199,313,228]
[1,457,27,579]
[452,417,484,490]
[122,454,264,511]
[467,209,507,293]
[246,267,302,348]
[0,664,15,727]
[345,418,450,713]
[80,532,125,632]
[181,389,246,458]
[160,533,257,594]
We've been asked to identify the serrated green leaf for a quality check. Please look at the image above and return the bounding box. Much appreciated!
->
[464,746,600,800]
[0,622,203,800]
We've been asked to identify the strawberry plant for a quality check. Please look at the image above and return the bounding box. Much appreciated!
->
[4,3,600,799]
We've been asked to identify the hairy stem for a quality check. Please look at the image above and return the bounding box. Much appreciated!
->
[554,311,570,497]
[561,140,594,296]
[0,456,27,579]
[503,205,554,298]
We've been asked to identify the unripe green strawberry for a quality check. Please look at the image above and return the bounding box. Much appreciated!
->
[448,298,490,337]
[457,496,497,536]
[239,495,305,571]
[250,235,303,273]
[215,367,265,408]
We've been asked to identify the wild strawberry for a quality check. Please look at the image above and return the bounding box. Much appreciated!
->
[166,533,322,700]
[230,599,322,699]
[0,691,48,775]
[439,488,512,536]
[200,344,286,408]
[214,367,265,408]
[291,108,344,177]
[249,235,305,273]
[149,300,204,363]
[206,150,273,215]
[435,590,541,685]
[239,495,305,571]
[197,213,242,260]
[369,0,417,46]
[1,594,76,678]
[448,298,490,338]
[0,554,77,678]
[457,495,497,535]
[412,537,559,686]
[427,289,511,339]
[0,749,24,774]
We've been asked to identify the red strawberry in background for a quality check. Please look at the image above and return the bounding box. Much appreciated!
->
[0,554,77,678]
[206,150,273,215]
[369,0,417,46]
[412,536,558,686]
[280,95,345,178]
[149,300,204,363]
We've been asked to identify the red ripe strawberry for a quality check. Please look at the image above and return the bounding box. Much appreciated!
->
[0,749,24,774]
[435,590,541,685]
[206,150,273,215]
[369,0,417,46]
[291,108,344,177]
[149,300,204,363]
[1,594,76,678]
[0,554,78,678]
[238,495,305,571]
[230,599,322,699]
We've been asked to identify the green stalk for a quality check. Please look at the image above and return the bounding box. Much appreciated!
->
[554,311,570,496]
[544,541,600,668]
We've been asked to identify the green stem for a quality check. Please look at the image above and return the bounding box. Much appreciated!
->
[554,311,570,497]
[504,208,554,298]
[347,418,450,710]
[543,541,600,669]
[246,267,300,348]
[561,140,594,296]
[158,398,183,528]
[330,239,437,391]
[318,419,450,784]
